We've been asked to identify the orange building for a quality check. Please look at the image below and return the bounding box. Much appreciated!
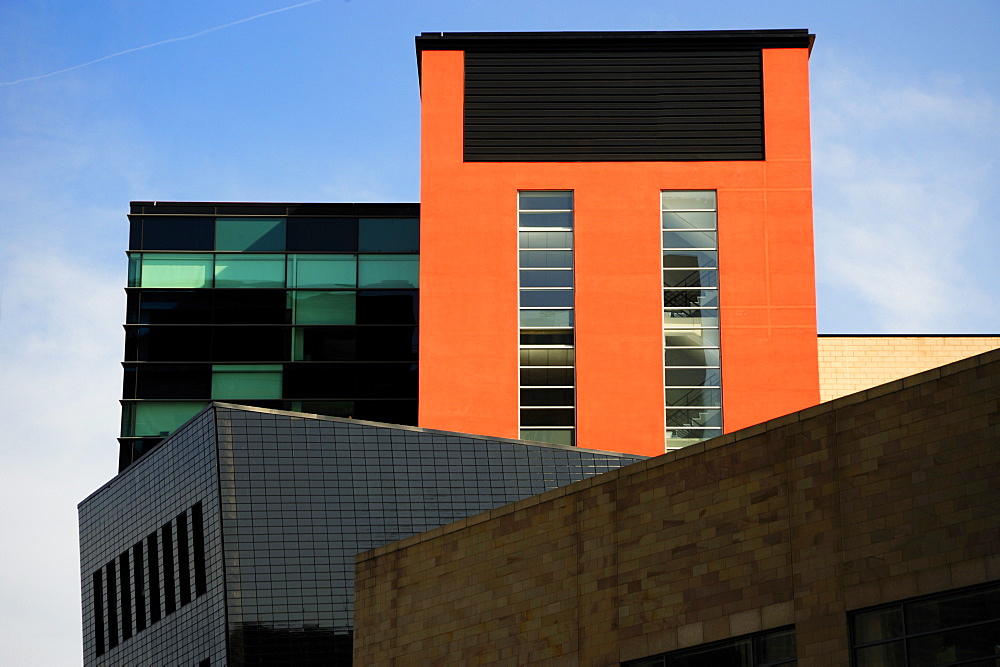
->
[416,30,820,456]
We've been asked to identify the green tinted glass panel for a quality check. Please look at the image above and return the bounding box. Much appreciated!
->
[215,218,285,251]
[661,190,716,210]
[358,254,418,288]
[214,254,284,287]
[287,254,356,288]
[358,218,419,252]
[211,364,282,399]
[132,402,206,437]
[292,291,356,325]
[140,254,214,288]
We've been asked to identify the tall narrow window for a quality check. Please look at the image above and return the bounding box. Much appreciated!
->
[662,191,722,450]
[176,511,191,606]
[191,502,208,597]
[119,552,132,640]
[162,522,176,615]
[518,191,576,446]
[93,570,105,657]
[106,560,118,649]
[147,531,161,623]
[133,541,146,632]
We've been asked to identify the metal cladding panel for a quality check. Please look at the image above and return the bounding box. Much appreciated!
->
[213,405,644,665]
[78,408,226,667]
[464,50,764,161]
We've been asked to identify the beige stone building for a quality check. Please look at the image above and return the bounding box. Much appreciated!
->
[355,350,1000,666]
[818,334,1000,402]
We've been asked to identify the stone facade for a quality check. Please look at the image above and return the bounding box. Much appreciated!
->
[355,349,1000,666]
[818,335,1000,402]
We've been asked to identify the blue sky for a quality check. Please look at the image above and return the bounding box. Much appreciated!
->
[0,1,997,662]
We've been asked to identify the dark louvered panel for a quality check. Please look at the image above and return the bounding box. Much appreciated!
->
[464,50,763,162]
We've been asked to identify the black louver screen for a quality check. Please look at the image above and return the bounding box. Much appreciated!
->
[464,50,764,162]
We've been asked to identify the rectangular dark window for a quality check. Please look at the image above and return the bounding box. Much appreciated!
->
[162,522,176,615]
[92,570,105,657]
[176,511,191,606]
[286,217,358,251]
[106,560,118,649]
[139,217,214,250]
[191,502,207,597]
[133,541,146,632]
[851,582,1000,666]
[147,532,161,623]
[127,290,213,325]
[118,551,132,640]
[623,626,795,666]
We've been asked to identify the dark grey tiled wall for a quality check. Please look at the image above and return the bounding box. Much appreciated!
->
[79,408,226,666]
[215,406,644,665]
[82,403,644,665]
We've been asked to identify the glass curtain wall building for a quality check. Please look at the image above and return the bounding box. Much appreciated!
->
[121,202,419,470]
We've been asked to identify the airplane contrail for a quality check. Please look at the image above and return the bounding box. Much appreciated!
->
[0,0,323,86]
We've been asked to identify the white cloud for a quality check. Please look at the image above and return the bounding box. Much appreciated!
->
[812,55,1000,332]
[0,247,123,665]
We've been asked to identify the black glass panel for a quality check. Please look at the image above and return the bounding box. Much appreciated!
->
[669,639,751,667]
[132,364,211,399]
[356,326,418,361]
[284,364,357,398]
[140,217,215,250]
[213,290,290,324]
[907,621,1000,665]
[352,399,418,425]
[664,367,722,386]
[286,217,359,251]
[356,290,418,325]
[212,327,289,362]
[130,290,213,325]
[520,388,574,406]
[126,327,213,362]
[520,367,575,386]
[128,218,141,251]
[519,348,575,366]
[358,218,419,252]
[663,269,718,289]
[355,363,418,398]
[905,586,1000,634]
[520,330,574,346]
[297,327,357,361]
[520,408,574,426]
[283,363,417,399]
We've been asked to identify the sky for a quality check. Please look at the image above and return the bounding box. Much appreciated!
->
[0,0,997,662]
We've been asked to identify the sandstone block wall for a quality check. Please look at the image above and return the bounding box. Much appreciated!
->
[818,335,999,402]
[355,350,1000,666]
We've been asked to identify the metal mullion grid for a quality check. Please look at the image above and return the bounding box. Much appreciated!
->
[662,191,721,451]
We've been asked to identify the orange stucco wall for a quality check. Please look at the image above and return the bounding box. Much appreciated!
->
[418,48,819,456]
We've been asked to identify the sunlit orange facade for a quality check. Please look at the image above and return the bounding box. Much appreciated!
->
[417,32,819,456]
